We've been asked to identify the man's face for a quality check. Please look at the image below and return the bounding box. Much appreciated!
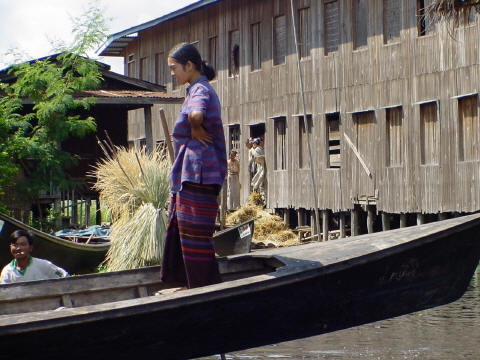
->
[10,236,32,261]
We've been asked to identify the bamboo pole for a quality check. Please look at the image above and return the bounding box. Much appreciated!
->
[290,0,321,239]
[159,108,175,163]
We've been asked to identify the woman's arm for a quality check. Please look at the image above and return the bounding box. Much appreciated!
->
[189,110,213,146]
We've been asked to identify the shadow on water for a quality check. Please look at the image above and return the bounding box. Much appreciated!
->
[201,266,480,360]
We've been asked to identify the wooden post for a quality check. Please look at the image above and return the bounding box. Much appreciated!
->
[351,208,359,236]
[367,206,375,234]
[71,190,78,225]
[159,108,175,163]
[311,211,316,240]
[297,208,305,227]
[144,106,154,154]
[339,212,346,238]
[417,213,425,225]
[322,209,329,241]
[85,197,91,227]
[95,198,102,225]
[400,213,408,228]
[220,179,227,230]
[381,212,391,231]
[284,208,290,227]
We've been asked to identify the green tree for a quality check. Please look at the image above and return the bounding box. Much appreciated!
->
[0,3,108,217]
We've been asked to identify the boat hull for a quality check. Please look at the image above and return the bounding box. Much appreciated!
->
[0,213,108,274]
[0,215,479,359]
[0,213,253,274]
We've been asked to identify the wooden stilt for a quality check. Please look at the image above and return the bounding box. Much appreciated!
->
[95,198,102,225]
[417,213,425,225]
[382,212,391,231]
[400,213,407,228]
[284,208,290,227]
[311,211,316,240]
[351,208,359,236]
[297,208,304,227]
[367,206,375,234]
[339,212,346,238]
[85,197,91,227]
[322,209,329,241]
[439,212,448,221]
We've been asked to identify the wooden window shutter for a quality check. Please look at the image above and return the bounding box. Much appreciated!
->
[273,15,286,65]
[274,117,287,170]
[208,36,217,71]
[420,102,439,165]
[386,107,403,167]
[251,23,261,71]
[229,30,240,76]
[324,0,340,54]
[354,0,368,49]
[458,95,479,161]
[383,0,401,43]
[298,7,311,58]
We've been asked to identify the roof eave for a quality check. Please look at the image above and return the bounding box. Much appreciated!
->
[98,0,221,57]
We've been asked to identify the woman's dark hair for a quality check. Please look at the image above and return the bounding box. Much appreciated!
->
[169,42,216,81]
[10,229,34,245]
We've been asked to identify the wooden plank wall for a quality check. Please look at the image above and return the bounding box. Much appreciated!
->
[122,0,480,215]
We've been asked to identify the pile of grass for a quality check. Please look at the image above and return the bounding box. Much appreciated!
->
[92,147,170,271]
[425,0,480,26]
[226,192,299,247]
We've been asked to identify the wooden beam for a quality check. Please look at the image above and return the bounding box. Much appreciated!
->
[417,213,425,225]
[343,133,372,178]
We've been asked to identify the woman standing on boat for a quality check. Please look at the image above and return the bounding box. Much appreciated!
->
[161,43,227,289]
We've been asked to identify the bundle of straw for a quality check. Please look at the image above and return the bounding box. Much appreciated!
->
[92,147,170,271]
[425,0,480,26]
[226,192,299,247]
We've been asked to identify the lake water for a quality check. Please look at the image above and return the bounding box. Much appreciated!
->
[201,266,479,360]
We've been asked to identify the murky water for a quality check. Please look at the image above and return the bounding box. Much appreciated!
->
[201,267,480,360]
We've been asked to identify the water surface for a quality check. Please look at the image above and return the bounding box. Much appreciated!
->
[202,267,480,359]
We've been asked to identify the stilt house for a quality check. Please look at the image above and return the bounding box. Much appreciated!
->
[100,0,480,236]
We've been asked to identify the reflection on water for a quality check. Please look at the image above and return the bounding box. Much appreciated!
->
[201,267,480,360]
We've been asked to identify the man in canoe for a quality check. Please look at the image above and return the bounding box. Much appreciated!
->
[0,230,68,284]
[160,42,227,289]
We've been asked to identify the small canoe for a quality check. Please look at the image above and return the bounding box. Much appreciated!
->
[0,214,479,359]
[0,213,253,274]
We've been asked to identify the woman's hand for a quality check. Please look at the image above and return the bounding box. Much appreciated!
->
[189,110,212,146]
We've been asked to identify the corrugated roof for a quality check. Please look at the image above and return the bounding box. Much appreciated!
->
[80,89,182,100]
[99,0,222,56]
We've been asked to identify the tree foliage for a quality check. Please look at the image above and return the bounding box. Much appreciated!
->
[0,3,108,213]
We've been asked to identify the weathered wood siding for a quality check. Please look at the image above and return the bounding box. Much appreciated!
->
[122,0,480,214]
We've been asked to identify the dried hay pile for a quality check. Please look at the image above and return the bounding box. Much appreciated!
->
[226,192,300,248]
[92,146,170,271]
[425,0,480,25]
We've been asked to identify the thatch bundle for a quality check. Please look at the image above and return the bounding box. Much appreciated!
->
[425,0,480,25]
[226,193,300,247]
[92,147,170,271]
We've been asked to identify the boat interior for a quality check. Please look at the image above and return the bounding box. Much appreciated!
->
[0,254,285,316]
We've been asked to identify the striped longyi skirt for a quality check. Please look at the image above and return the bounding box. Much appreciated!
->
[161,182,222,289]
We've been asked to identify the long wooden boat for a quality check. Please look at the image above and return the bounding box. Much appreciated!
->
[0,214,479,359]
[0,212,109,274]
[0,212,253,274]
